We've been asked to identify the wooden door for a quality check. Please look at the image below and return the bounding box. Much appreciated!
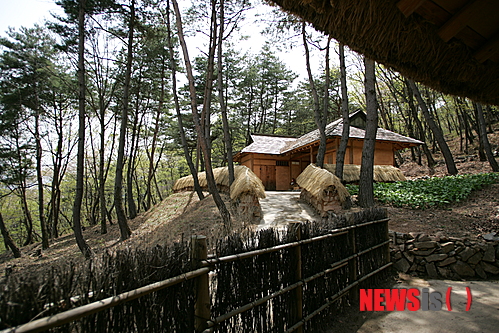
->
[260,165,276,191]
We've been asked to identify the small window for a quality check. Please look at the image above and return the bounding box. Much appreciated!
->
[276,161,289,166]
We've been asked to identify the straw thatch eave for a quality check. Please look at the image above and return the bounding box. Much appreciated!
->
[267,0,499,106]
[296,164,351,203]
[173,165,266,200]
[323,164,407,183]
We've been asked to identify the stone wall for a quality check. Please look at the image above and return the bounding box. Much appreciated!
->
[390,231,499,279]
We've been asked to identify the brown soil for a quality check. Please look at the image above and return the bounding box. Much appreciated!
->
[0,191,249,278]
[388,153,499,239]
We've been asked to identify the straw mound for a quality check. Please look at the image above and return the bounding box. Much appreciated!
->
[372,165,406,182]
[296,164,350,204]
[173,166,266,200]
[323,164,406,182]
[323,164,360,183]
[230,167,266,200]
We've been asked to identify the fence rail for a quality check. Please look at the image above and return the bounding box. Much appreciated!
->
[1,210,390,333]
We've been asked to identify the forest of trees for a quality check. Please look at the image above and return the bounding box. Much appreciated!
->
[1,0,498,257]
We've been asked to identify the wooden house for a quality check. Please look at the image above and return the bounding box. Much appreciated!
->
[234,111,423,191]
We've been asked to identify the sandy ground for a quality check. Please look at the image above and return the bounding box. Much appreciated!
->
[258,191,319,230]
[326,275,499,333]
[255,190,499,333]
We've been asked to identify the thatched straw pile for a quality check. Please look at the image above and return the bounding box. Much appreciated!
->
[173,166,265,200]
[323,164,406,182]
[323,164,360,183]
[373,165,406,182]
[296,164,350,204]
[229,166,266,200]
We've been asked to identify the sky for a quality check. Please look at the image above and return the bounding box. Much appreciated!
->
[0,0,327,82]
[0,0,63,34]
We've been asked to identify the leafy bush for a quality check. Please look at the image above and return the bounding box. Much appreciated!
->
[346,173,499,209]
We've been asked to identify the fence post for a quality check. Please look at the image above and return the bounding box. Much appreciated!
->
[384,218,391,266]
[348,225,359,303]
[191,235,210,332]
[288,222,303,333]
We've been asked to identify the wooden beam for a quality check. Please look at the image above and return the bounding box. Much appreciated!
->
[438,0,487,42]
[396,0,427,17]
[474,32,499,63]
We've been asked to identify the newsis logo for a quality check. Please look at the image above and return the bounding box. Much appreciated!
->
[360,287,472,311]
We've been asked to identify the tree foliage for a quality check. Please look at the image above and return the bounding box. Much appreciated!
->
[0,0,498,256]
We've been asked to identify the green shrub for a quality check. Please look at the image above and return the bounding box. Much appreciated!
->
[346,173,499,209]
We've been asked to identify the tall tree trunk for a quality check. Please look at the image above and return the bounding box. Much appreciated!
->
[126,82,142,219]
[456,97,474,152]
[98,98,107,234]
[358,57,377,208]
[404,79,435,172]
[165,0,204,201]
[73,0,93,259]
[245,85,254,145]
[474,102,499,171]
[12,125,34,245]
[302,21,326,167]
[485,105,494,133]
[335,43,350,180]
[217,0,234,186]
[51,106,64,238]
[0,213,21,258]
[33,87,49,249]
[472,102,487,161]
[114,0,135,240]
[408,79,458,175]
[172,0,231,228]
[146,63,164,210]
[322,36,332,157]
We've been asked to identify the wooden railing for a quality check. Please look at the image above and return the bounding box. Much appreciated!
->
[2,216,391,333]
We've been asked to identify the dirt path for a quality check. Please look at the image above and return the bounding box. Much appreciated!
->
[258,191,319,230]
[326,275,499,333]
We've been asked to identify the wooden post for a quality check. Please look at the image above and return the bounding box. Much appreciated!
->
[348,226,359,303]
[192,235,210,332]
[288,222,303,333]
[384,217,391,266]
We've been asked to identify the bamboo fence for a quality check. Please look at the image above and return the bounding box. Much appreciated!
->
[0,208,390,333]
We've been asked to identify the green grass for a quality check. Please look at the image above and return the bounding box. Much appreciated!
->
[346,173,499,209]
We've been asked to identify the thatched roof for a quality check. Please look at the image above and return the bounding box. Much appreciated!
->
[323,164,407,183]
[267,0,499,106]
[296,164,350,203]
[172,165,266,200]
[238,111,422,157]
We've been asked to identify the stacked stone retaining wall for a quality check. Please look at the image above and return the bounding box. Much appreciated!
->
[390,231,499,280]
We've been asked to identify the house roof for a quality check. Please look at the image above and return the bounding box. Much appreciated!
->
[239,111,423,156]
[241,134,297,155]
[267,0,499,106]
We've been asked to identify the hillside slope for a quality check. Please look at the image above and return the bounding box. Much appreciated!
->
[1,126,499,275]
[0,191,248,277]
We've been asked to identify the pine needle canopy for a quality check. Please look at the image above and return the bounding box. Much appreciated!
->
[173,166,266,200]
[267,0,499,106]
[296,164,351,203]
